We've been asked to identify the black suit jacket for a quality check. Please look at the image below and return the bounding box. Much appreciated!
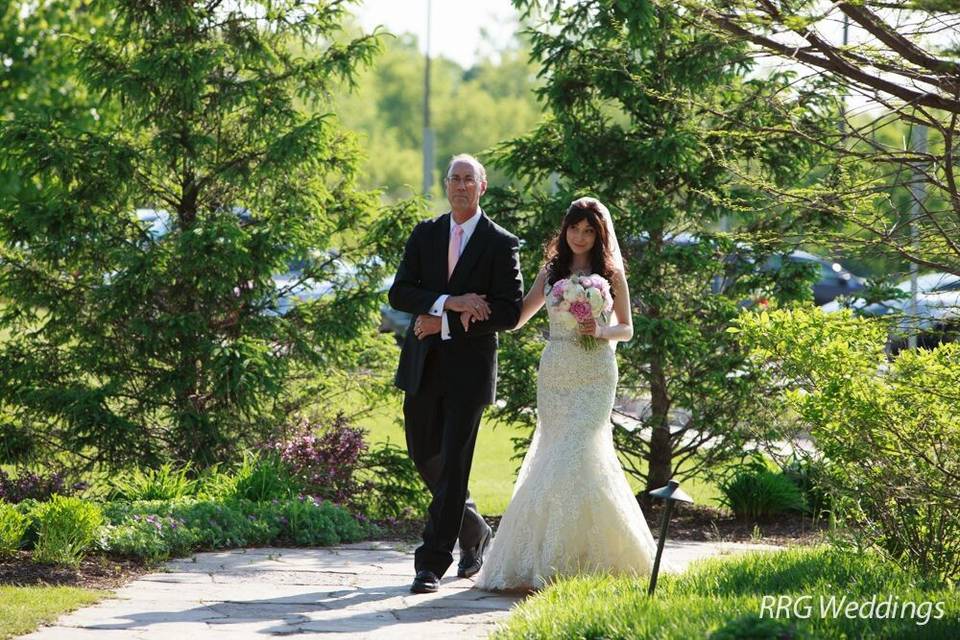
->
[388,211,523,405]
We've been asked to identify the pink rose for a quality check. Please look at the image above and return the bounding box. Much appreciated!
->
[568,299,593,323]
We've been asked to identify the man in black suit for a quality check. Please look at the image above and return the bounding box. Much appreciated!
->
[388,154,523,593]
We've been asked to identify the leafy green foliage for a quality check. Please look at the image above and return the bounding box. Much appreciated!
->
[332,32,544,201]
[219,451,301,503]
[734,306,960,581]
[30,495,103,566]
[99,496,369,560]
[0,0,418,471]
[679,0,960,282]
[0,501,29,557]
[109,463,198,501]
[356,441,431,520]
[97,513,198,561]
[719,462,807,520]
[0,0,110,124]
[782,456,834,521]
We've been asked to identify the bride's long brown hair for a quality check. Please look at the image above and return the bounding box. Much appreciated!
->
[544,199,617,296]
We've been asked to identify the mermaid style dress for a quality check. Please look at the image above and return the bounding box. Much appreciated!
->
[475,285,657,591]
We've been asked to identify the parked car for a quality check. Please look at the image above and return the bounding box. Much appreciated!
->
[378,274,411,341]
[821,271,960,350]
[760,250,865,306]
[630,232,864,305]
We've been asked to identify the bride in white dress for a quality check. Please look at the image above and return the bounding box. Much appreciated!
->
[474,197,656,592]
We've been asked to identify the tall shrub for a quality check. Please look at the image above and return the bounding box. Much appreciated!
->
[734,306,960,582]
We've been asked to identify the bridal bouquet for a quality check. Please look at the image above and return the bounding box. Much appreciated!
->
[547,274,614,350]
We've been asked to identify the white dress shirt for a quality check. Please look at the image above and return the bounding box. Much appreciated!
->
[430,208,483,340]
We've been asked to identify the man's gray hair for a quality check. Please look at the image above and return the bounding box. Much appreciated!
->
[445,154,487,181]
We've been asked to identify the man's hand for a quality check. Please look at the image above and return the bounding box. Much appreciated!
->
[413,314,441,340]
[444,293,490,320]
[460,307,484,332]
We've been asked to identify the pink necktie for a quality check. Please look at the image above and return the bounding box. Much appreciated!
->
[448,224,464,280]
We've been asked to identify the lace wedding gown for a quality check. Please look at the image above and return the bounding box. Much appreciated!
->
[475,289,657,591]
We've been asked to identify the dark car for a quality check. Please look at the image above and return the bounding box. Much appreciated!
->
[761,250,865,306]
[632,232,864,306]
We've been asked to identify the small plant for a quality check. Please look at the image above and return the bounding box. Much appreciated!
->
[271,496,366,546]
[0,501,29,557]
[221,451,301,502]
[782,456,833,520]
[31,495,103,566]
[270,415,428,520]
[272,414,367,506]
[709,615,804,640]
[97,496,371,560]
[98,514,198,561]
[109,463,197,501]
[719,463,806,520]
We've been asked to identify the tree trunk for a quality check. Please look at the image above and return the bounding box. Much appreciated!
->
[644,348,673,509]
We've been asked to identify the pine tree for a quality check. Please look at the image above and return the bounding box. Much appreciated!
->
[0,0,420,468]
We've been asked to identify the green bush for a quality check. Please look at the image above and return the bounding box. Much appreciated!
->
[270,496,367,546]
[109,463,197,501]
[31,496,103,566]
[99,496,372,560]
[98,514,199,561]
[734,307,960,581]
[719,463,806,520]
[782,456,833,520]
[205,452,302,502]
[356,442,430,520]
[0,501,29,557]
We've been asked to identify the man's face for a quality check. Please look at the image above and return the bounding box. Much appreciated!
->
[445,160,487,215]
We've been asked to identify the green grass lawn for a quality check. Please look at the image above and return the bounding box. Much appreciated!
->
[356,394,723,516]
[0,586,108,640]
[493,546,960,639]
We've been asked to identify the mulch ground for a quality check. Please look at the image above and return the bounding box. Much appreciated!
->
[0,552,151,590]
[637,503,832,546]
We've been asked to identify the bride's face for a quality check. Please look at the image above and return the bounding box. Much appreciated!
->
[566,219,596,256]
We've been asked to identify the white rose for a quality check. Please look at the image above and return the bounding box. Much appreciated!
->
[563,283,585,302]
[587,288,602,309]
[558,300,571,313]
[559,312,578,330]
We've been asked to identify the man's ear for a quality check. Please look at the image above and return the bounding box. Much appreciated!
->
[479,181,488,197]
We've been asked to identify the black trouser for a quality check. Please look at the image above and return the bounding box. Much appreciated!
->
[403,349,490,577]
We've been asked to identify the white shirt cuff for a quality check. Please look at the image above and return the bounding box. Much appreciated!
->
[431,295,451,340]
[430,295,447,317]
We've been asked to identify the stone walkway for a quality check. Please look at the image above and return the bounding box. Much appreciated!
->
[20,540,781,640]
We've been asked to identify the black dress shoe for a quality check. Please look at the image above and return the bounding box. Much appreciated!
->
[457,527,492,579]
[410,569,439,593]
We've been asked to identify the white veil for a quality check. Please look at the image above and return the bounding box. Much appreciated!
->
[570,196,624,273]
